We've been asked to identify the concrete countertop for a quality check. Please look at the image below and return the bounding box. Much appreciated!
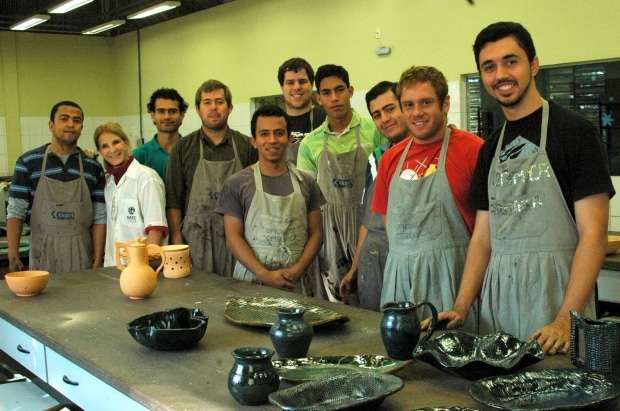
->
[0,267,569,410]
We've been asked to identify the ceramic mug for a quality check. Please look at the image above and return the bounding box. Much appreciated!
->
[570,310,620,377]
[160,244,191,278]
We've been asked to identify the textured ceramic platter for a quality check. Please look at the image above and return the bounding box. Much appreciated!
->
[411,408,478,411]
[272,355,410,382]
[469,368,620,410]
[414,331,544,380]
[269,372,403,410]
[224,296,348,328]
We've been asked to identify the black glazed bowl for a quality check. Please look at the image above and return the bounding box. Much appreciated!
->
[127,307,208,350]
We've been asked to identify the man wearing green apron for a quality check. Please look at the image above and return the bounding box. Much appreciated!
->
[7,101,106,273]
[166,80,257,277]
[297,64,386,301]
[216,105,324,293]
[339,81,409,310]
[438,22,614,354]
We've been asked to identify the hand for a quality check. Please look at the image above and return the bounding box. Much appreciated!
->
[8,255,24,272]
[279,266,302,283]
[339,270,357,304]
[529,317,570,355]
[260,270,295,291]
[421,308,467,331]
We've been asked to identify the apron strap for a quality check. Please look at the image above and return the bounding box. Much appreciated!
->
[495,99,549,159]
[42,145,51,173]
[254,163,302,196]
[436,127,452,172]
[394,137,414,177]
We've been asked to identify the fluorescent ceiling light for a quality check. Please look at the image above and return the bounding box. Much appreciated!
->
[127,1,181,20]
[10,14,50,31]
[49,0,95,14]
[82,19,125,35]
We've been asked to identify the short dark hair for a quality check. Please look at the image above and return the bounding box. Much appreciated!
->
[195,79,232,107]
[251,105,289,138]
[147,88,188,113]
[277,57,315,86]
[315,64,350,90]
[398,66,449,105]
[365,81,397,113]
[50,101,83,121]
[473,21,536,70]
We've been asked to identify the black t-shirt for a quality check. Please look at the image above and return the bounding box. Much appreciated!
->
[469,101,614,218]
[288,106,326,142]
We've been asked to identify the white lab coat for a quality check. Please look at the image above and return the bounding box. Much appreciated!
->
[103,159,167,267]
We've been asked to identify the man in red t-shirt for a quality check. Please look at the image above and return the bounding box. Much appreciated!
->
[373,66,483,327]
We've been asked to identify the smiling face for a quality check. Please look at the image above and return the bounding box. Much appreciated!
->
[150,98,184,133]
[196,88,232,132]
[251,115,289,164]
[368,90,408,140]
[98,131,130,167]
[400,81,449,143]
[49,105,83,147]
[281,69,313,112]
[478,35,539,109]
[317,76,353,122]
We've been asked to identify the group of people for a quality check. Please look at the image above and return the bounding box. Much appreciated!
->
[6,21,614,354]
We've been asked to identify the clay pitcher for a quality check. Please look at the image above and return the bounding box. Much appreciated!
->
[115,236,146,267]
[118,242,164,299]
[380,301,438,360]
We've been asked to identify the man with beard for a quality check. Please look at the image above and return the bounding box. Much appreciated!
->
[166,80,257,277]
[339,81,409,310]
[372,67,483,329]
[7,101,106,273]
[134,88,188,181]
[277,57,326,164]
[297,64,385,301]
[217,105,324,293]
[437,22,614,354]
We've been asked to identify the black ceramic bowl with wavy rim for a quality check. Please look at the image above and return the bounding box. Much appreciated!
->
[411,408,479,411]
[127,307,208,350]
[413,331,543,380]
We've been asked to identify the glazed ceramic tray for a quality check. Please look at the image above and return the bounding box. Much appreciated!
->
[469,368,620,410]
[414,331,544,380]
[411,408,478,411]
[269,372,403,410]
[224,296,348,328]
[272,355,410,382]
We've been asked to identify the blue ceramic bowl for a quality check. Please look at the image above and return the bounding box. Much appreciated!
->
[127,307,208,350]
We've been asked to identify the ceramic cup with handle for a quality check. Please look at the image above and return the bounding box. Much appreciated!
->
[160,244,191,278]
[570,310,620,378]
[380,301,438,360]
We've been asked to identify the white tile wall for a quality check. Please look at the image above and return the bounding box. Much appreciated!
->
[610,176,620,231]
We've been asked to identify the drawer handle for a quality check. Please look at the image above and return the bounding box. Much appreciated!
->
[62,375,79,386]
[16,344,30,354]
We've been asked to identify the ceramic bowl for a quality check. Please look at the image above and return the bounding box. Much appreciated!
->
[4,271,50,297]
[127,307,208,350]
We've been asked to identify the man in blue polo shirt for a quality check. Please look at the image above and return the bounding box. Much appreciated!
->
[7,101,106,273]
[134,88,188,181]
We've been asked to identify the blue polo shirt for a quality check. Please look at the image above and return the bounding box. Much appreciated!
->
[133,135,171,181]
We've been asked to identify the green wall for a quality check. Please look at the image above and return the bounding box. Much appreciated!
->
[2,0,620,168]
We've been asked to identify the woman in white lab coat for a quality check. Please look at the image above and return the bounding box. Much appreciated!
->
[94,122,168,267]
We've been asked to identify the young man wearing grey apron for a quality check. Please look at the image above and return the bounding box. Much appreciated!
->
[340,81,409,311]
[277,57,326,165]
[166,80,257,277]
[216,105,324,293]
[372,67,483,331]
[438,22,614,354]
[7,101,106,274]
[297,64,386,301]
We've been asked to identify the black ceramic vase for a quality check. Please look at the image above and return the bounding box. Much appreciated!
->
[228,347,280,405]
[380,301,438,360]
[270,307,313,358]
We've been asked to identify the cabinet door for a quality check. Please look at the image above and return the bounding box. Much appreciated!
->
[46,347,148,411]
[0,317,47,380]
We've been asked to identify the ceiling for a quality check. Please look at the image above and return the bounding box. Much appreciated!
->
[0,0,232,37]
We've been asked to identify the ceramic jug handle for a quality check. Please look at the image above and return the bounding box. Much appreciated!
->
[416,301,438,345]
[150,245,165,276]
[570,310,586,367]
[115,243,127,271]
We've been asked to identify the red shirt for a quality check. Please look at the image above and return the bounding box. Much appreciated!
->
[372,128,483,233]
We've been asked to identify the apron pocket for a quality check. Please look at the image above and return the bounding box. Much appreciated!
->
[490,191,548,239]
[390,201,443,241]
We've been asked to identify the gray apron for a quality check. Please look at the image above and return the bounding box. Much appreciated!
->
[357,180,388,311]
[317,128,367,301]
[381,128,476,331]
[181,134,242,277]
[480,99,596,339]
[232,164,313,295]
[30,146,93,273]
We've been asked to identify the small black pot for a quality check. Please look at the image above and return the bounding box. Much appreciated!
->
[228,347,279,405]
[380,301,437,360]
[270,307,313,358]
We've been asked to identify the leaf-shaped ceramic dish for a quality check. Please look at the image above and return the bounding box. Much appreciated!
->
[272,355,410,382]
[413,331,543,380]
[224,296,348,328]
[469,368,620,410]
[269,372,403,410]
[127,307,208,350]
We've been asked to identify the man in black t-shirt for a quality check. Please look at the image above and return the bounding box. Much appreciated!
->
[436,22,614,355]
[277,57,326,163]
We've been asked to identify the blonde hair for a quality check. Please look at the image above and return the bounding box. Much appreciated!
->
[93,122,130,150]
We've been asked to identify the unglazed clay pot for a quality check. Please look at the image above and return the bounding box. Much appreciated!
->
[118,242,163,299]
[160,244,191,278]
